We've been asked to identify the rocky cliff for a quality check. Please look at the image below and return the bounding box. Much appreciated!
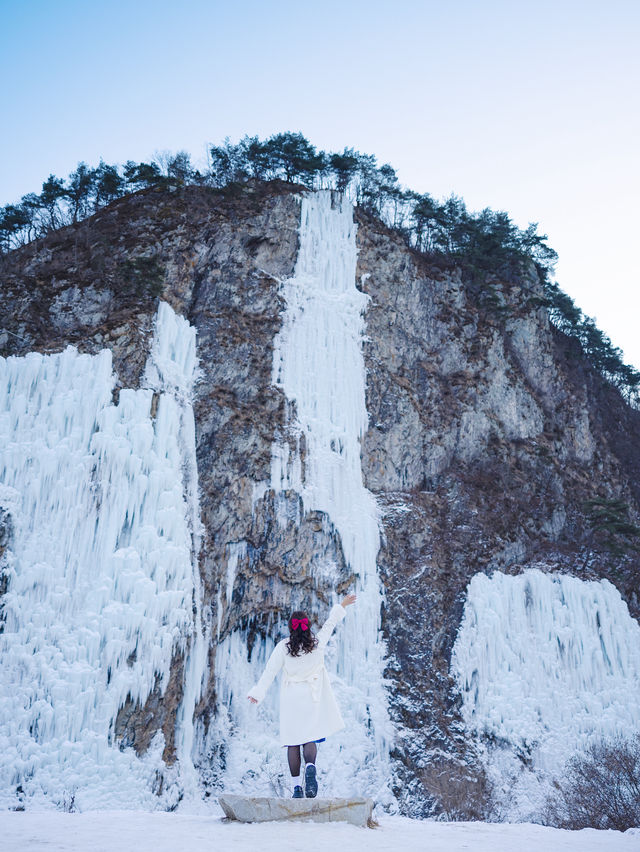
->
[1,179,639,817]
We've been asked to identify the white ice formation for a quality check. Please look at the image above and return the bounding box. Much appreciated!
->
[211,189,395,805]
[451,568,640,818]
[0,301,207,810]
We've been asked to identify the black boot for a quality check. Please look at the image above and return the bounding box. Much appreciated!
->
[292,785,304,798]
[304,763,318,798]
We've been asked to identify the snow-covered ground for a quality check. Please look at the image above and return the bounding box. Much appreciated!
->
[1,809,637,852]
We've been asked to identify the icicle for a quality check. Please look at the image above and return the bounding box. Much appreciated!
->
[451,568,640,818]
[143,302,210,796]
[0,302,207,809]
[224,542,247,608]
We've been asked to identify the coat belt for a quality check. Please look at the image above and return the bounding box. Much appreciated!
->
[283,668,323,702]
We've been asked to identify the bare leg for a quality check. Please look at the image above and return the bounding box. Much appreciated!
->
[287,745,301,776]
[302,741,317,765]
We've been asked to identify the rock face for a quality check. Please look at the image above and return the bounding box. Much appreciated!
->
[218,793,375,826]
[353,208,640,813]
[1,179,639,817]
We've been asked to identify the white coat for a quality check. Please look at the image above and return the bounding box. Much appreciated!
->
[247,603,347,746]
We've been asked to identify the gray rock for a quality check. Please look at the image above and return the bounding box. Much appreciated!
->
[49,284,113,332]
[218,793,375,827]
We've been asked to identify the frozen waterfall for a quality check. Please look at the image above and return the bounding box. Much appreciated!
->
[211,189,395,804]
[0,302,207,810]
[451,568,640,818]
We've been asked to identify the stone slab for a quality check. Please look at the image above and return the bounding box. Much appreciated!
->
[218,794,375,827]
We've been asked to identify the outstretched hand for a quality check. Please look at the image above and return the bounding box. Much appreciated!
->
[341,593,357,608]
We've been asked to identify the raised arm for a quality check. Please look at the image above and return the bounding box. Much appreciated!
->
[247,640,285,705]
[317,595,355,647]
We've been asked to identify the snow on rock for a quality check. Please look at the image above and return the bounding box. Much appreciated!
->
[451,568,640,818]
[217,793,375,826]
[210,189,395,805]
[0,301,206,810]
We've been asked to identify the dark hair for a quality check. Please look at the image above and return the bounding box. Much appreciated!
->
[285,610,319,657]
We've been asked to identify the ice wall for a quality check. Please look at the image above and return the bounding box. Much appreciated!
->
[0,302,206,810]
[211,189,395,805]
[451,568,640,818]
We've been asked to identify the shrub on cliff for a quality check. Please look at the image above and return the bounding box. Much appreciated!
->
[543,279,640,404]
[118,256,165,299]
[419,753,495,821]
[542,734,640,831]
[584,497,640,557]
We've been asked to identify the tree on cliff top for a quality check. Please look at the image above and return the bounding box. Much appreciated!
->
[1,130,638,407]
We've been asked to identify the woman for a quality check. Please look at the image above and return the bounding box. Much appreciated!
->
[247,593,356,798]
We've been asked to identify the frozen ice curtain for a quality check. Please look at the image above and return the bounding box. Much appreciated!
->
[210,190,395,804]
[0,302,207,809]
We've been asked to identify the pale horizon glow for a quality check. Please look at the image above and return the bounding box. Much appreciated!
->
[1,0,638,369]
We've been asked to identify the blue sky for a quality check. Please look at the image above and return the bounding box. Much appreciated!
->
[2,0,638,367]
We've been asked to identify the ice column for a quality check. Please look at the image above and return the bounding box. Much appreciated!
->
[451,568,640,817]
[142,301,209,792]
[0,301,206,809]
[213,189,394,804]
